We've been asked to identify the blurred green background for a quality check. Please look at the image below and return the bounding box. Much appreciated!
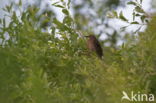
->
[0,0,156,103]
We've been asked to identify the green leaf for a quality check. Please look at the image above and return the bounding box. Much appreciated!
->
[140,0,143,4]
[12,11,17,22]
[63,16,73,26]
[106,12,114,18]
[106,11,118,18]
[5,4,13,12]
[53,18,71,32]
[135,14,141,16]
[127,1,137,6]
[145,19,149,23]
[62,9,69,15]
[51,27,55,35]
[133,12,135,21]
[134,26,142,34]
[141,15,146,22]
[135,6,145,13]
[18,0,22,6]
[53,18,62,27]
[120,25,130,31]
[119,11,128,22]
[67,0,71,9]
[52,4,64,8]
[112,10,118,18]
[52,2,60,5]
[3,18,6,28]
[131,21,139,24]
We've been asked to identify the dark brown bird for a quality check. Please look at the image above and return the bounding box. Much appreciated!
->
[85,35,103,58]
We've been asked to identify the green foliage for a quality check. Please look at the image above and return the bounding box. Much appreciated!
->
[0,0,156,103]
[107,0,152,33]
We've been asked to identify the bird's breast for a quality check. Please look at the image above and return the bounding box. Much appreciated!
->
[87,39,96,51]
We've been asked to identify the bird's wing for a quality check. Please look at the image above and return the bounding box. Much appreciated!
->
[94,38,103,57]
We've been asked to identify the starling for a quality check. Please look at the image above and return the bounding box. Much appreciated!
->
[85,35,103,58]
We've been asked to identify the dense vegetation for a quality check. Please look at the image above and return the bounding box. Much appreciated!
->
[0,0,156,103]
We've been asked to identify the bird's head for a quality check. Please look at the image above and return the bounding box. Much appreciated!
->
[85,35,97,40]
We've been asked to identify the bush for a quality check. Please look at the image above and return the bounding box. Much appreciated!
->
[0,1,156,103]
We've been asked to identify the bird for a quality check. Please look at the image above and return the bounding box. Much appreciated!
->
[85,35,103,59]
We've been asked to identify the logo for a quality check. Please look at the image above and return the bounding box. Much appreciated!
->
[121,91,155,102]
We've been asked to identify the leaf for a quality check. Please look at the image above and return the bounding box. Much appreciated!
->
[107,11,118,18]
[134,26,142,34]
[145,19,149,23]
[135,6,145,13]
[3,18,6,28]
[106,12,114,18]
[141,15,146,22]
[52,2,60,5]
[53,18,71,32]
[5,3,13,12]
[67,0,71,9]
[127,1,137,6]
[63,16,72,26]
[12,11,17,22]
[18,0,22,6]
[120,25,130,31]
[21,12,26,21]
[52,4,64,8]
[62,9,69,15]
[119,11,128,22]
[51,27,55,35]
[53,18,62,27]
[131,21,139,24]
[112,10,118,18]
[135,14,141,16]
[132,12,135,21]
[140,0,143,4]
